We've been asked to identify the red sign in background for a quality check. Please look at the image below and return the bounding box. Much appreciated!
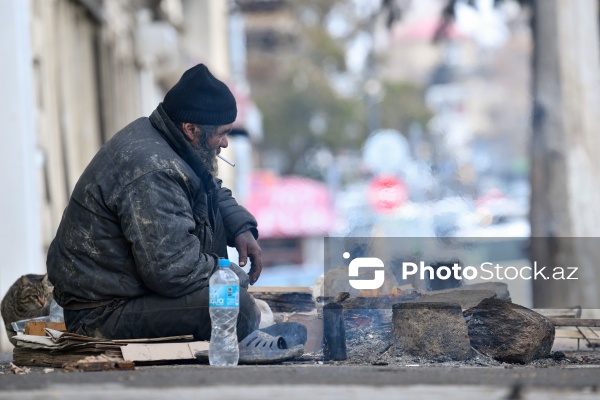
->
[246,172,335,238]
[367,175,409,213]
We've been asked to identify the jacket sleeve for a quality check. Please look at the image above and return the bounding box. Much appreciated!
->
[215,179,259,246]
[117,170,218,297]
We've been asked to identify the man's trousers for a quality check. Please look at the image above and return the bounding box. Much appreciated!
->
[63,287,260,341]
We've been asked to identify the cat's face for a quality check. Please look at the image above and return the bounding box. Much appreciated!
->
[18,275,53,312]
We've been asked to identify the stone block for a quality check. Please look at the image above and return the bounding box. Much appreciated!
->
[391,302,472,361]
[465,298,555,364]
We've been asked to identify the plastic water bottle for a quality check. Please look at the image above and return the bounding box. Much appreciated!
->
[209,257,240,366]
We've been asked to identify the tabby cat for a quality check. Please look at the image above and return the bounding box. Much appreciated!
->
[1,274,53,346]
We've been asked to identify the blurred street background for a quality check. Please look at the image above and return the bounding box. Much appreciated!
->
[2,0,600,352]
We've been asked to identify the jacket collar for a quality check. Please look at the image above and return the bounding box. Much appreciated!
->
[149,104,217,191]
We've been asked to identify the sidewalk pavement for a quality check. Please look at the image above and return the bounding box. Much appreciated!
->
[1,354,600,400]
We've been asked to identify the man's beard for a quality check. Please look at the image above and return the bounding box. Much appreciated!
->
[192,137,219,176]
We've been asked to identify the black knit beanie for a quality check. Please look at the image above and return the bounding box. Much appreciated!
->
[162,64,237,125]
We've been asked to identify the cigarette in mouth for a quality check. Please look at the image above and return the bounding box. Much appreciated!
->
[217,154,236,167]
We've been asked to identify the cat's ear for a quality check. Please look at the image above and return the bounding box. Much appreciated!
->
[42,274,49,285]
[18,275,30,287]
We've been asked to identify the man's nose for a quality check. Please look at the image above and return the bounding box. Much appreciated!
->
[220,136,228,148]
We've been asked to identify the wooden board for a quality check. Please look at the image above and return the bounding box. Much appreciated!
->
[320,293,421,310]
[12,348,104,368]
[534,307,582,319]
[249,286,312,293]
[24,322,66,336]
[550,318,600,327]
[579,327,600,339]
[249,287,315,313]
[252,293,314,312]
[555,328,585,339]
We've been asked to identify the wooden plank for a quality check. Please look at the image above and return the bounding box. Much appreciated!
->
[12,348,100,368]
[24,321,66,336]
[320,293,421,310]
[555,328,585,339]
[249,286,312,293]
[112,335,195,344]
[580,327,600,339]
[251,292,315,313]
[550,318,600,327]
[534,307,582,319]
[249,286,315,313]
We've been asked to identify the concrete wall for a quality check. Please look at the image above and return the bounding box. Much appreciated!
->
[0,0,44,351]
[0,0,238,352]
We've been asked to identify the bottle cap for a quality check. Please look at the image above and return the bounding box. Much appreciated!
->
[218,258,231,267]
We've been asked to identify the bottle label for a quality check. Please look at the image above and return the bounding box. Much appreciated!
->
[209,284,239,308]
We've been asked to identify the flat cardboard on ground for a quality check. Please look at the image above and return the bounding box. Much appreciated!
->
[120,341,209,362]
[282,311,323,353]
[12,330,204,366]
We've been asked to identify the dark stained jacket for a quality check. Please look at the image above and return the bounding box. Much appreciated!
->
[47,107,257,309]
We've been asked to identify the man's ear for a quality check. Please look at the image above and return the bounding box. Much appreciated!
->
[181,123,196,142]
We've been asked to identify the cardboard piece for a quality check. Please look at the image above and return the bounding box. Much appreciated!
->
[120,341,209,362]
[24,322,66,336]
[14,329,120,352]
[282,311,323,353]
[14,329,197,356]
[13,329,206,366]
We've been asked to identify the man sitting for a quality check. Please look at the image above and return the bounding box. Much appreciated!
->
[47,64,262,341]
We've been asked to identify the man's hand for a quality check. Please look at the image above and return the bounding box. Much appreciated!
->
[234,230,262,285]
